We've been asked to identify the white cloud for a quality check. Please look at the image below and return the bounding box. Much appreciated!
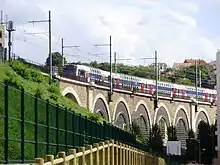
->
[1,0,219,66]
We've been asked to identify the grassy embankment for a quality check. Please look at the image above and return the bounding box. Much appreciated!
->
[0,60,103,161]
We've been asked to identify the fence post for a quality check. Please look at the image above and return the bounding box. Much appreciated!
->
[122,143,125,165]
[46,99,49,154]
[115,141,118,165]
[35,158,44,165]
[56,104,60,153]
[72,111,75,148]
[45,155,54,165]
[4,84,8,163]
[34,96,38,158]
[93,143,99,165]
[119,143,122,165]
[86,145,93,165]
[105,140,110,165]
[65,107,68,150]
[78,147,85,165]
[99,142,105,165]
[69,149,76,165]
[110,140,114,165]
[20,88,25,163]
[58,151,66,165]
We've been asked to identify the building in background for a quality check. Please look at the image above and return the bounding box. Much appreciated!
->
[172,59,207,70]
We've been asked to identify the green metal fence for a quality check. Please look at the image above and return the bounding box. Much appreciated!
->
[0,82,149,164]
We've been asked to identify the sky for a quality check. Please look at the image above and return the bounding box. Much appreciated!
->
[1,0,220,67]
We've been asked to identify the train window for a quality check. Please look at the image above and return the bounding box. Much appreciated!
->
[78,69,85,76]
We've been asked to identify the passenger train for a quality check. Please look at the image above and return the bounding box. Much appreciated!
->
[62,63,217,104]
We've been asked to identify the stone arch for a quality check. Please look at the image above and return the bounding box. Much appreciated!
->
[173,106,189,149]
[113,97,131,130]
[154,103,171,142]
[92,94,110,122]
[134,100,152,127]
[62,86,82,106]
[132,101,151,139]
[176,117,188,148]
[173,105,190,128]
[158,117,168,141]
[154,103,171,126]
[195,108,210,131]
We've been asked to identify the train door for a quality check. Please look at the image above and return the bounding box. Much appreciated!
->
[182,89,186,99]
[149,84,154,95]
[140,83,145,93]
[172,88,177,98]
[204,92,208,102]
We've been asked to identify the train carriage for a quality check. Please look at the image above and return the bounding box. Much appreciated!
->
[61,63,216,104]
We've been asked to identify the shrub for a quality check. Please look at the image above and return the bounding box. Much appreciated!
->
[35,88,44,98]
[4,71,24,90]
[48,85,60,95]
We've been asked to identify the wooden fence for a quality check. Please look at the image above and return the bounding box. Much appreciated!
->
[31,140,165,165]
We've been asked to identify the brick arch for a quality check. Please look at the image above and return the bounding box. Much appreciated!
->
[154,103,171,127]
[92,94,110,122]
[62,86,82,106]
[176,117,188,148]
[194,108,210,131]
[113,97,131,128]
[133,100,152,127]
[173,105,190,130]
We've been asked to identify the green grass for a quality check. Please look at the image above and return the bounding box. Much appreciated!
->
[0,61,103,123]
[0,60,105,162]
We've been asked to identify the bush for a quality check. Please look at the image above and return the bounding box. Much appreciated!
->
[35,88,44,98]
[4,71,24,90]
[10,60,44,83]
[48,85,60,95]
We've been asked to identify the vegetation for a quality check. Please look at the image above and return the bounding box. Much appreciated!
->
[81,60,216,88]
[167,126,177,141]
[0,60,103,123]
[186,121,216,164]
[45,52,67,73]
[130,121,144,142]
[147,124,164,155]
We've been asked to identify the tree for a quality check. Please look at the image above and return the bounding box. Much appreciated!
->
[167,126,177,141]
[188,129,195,139]
[130,121,144,142]
[45,52,67,72]
[197,121,214,164]
[147,124,164,154]
[186,129,197,161]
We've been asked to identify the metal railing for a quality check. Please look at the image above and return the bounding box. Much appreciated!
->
[0,83,149,164]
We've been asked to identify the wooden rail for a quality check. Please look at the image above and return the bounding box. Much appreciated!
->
[31,140,165,165]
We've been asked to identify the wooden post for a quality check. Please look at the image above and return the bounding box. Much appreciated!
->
[126,145,129,164]
[69,149,76,165]
[105,140,110,165]
[86,145,93,165]
[110,140,114,165]
[134,148,137,165]
[99,142,105,165]
[122,143,125,165]
[128,146,131,165]
[45,155,54,165]
[115,141,118,165]
[93,143,99,165]
[78,147,85,165]
[35,158,44,165]
[119,143,123,165]
[58,152,66,165]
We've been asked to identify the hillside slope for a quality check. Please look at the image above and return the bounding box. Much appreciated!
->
[0,60,102,122]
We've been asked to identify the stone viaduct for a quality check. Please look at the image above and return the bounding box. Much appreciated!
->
[58,76,216,148]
